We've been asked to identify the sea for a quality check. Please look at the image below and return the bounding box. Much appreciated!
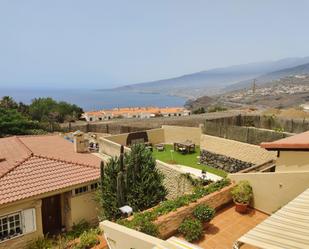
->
[0,88,186,111]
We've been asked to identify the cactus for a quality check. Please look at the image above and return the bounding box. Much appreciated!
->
[117,145,127,207]
[100,161,104,194]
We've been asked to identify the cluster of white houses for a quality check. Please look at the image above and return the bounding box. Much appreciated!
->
[82,107,191,122]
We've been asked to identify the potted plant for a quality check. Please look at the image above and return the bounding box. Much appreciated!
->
[178,218,203,242]
[231,180,253,213]
[193,204,215,229]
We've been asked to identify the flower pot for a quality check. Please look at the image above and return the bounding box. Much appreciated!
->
[235,202,248,213]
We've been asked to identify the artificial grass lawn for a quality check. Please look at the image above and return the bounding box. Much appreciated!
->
[152,144,227,177]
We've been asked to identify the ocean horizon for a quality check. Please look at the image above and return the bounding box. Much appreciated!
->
[0,88,186,111]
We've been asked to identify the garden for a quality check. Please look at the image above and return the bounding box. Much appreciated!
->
[27,220,106,249]
[97,143,232,242]
[152,144,227,177]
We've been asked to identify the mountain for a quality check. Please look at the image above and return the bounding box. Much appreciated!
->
[224,62,309,92]
[113,56,309,99]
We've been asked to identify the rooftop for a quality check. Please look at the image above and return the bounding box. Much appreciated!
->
[0,135,101,205]
[260,131,309,150]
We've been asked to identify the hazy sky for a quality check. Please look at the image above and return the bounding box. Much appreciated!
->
[1,0,309,89]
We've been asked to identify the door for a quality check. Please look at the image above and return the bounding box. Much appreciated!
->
[41,194,62,235]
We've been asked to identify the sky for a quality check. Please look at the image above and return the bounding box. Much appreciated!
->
[1,0,309,89]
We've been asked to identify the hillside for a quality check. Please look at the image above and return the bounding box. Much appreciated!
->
[187,74,309,111]
[224,62,309,92]
[112,57,309,98]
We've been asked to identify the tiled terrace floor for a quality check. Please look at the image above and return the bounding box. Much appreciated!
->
[179,204,268,249]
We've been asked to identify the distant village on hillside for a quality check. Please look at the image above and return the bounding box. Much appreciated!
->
[82,106,191,122]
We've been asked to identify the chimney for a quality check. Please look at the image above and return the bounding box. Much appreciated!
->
[73,131,89,153]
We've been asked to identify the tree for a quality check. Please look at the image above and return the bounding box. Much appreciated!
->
[125,144,167,211]
[98,144,167,220]
[0,96,18,109]
[28,97,83,123]
[0,107,42,137]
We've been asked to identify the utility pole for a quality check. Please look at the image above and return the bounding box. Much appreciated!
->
[252,79,256,94]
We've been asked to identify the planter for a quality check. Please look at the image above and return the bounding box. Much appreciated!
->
[234,202,248,213]
[202,222,210,230]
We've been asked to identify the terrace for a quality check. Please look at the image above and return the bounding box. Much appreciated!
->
[152,144,227,177]
[177,204,268,249]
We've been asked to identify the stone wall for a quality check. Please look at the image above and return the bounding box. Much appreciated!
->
[200,150,254,173]
[156,160,195,200]
[154,184,233,239]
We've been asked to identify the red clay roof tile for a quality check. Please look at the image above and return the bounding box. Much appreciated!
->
[0,135,101,204]
[261,131,309,150]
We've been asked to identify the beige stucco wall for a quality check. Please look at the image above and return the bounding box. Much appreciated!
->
[156,160,194,200]
[146,128,165,145]
[200,134,276,165]
[70,191,99,227]
[106,133,128,146]
[100,220,176,249]
[229,171,309,214]
[0,199,43,249]
[276,151,309,172]
[99,137,131,157]
[162,125,202,145]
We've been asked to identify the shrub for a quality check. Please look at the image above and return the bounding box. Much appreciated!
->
[98,144,167,220]
[27,236,52,249]
[74,229,99,249]
[120,178,230,237]
[231,180,253,204]
[66,219,91,239]
[208,106,227,113]
[178,218,203,242]
[193,205,215,223]
[139,221,159,237]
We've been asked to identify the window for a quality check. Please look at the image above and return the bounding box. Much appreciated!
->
[73,182,99,196]
[74,186,88,195]
[90,183,98,190]
[0,212,22,241]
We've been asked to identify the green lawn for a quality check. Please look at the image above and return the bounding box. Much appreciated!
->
[152,144,227,177]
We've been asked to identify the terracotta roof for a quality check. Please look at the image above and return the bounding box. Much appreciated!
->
[261,131,309,150]
[0,135,101,205]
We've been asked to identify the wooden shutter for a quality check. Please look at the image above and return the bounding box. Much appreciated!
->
[22,208,36,234]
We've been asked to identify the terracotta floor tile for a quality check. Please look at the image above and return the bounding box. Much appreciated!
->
[177,203,268,249]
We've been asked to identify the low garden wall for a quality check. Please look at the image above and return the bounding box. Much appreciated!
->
[156,160,195,200]
[155,184,233,239]
[121,179,232,240]
[200,150,254,173]
[99,138,130,157]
